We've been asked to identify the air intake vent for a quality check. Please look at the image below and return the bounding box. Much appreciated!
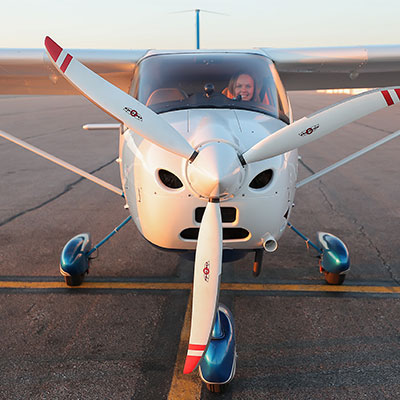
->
[249,169,273,189]
[158,169,183,189]
[195,207,237,223]
[180,227,249,240]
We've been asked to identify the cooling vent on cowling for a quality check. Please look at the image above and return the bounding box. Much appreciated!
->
[158,169,183,189]
[195,207,237,223]
[180,227,249,241]
[249,169,273,189]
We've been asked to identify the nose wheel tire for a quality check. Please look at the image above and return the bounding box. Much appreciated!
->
[206,383,228,393]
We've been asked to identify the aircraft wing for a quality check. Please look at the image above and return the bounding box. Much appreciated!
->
[260,45,400,90]
[2,45,400,94]
[0,48,147,94]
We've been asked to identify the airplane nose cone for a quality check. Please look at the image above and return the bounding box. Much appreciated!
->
[186,142,245,199]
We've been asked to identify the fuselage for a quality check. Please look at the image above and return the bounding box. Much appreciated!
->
[118,51,298,252]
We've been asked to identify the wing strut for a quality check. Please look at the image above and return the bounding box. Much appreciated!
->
[296,130,400,188]
[0,130,123,196]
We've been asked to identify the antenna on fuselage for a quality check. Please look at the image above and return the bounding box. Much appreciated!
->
[171,9,227,49]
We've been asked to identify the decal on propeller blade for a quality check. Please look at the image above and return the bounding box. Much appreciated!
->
[299,124,320,137]
[60,54,73,73]
[123,107,143,121]
[203,261,210,282]
[381,89,400,106]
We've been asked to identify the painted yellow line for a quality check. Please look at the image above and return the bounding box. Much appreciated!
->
[221,283,400,294]
[0,281,67,289]
[0,281,192,290]
[167,291,202,400]
[1,281,400,294]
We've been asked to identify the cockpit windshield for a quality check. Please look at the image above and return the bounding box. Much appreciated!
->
[133,53,290,123]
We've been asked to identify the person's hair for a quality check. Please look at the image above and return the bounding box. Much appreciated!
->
[227,72,256,100]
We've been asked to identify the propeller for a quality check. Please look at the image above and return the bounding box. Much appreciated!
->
[183,200,222,374]
[44,36,196,160]
[242,87,400,164]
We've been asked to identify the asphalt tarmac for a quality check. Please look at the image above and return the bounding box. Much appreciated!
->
[0,92,400,400]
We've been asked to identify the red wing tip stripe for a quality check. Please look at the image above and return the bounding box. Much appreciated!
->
[382,90,394,106]
[60,53,73,73]
[44,36,63,63]
[188,344,206,351]
[183,355,202,374]
[394,88,400,101]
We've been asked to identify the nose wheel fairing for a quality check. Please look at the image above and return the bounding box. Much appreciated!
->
[199,304,236,388]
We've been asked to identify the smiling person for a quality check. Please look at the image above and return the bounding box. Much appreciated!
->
[226,72,256,101]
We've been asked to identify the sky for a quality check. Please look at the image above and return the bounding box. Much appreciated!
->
[1,0,399,50]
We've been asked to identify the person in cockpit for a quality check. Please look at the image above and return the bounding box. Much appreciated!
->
[223,72,256,101]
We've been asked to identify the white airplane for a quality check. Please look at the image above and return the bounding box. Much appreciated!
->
[1,37,400,392]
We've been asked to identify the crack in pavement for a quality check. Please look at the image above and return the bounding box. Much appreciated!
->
[353,222,400,285]
[298,157,316,175]
[0,158,120,228]
[317,184,336,213]
[317,183,400,285]
[353,121,393,134]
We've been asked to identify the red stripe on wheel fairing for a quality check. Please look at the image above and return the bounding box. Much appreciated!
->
[60,54,73,73]
[381,90,394,106]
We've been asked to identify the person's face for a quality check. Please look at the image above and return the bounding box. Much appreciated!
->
[234,74,254,101]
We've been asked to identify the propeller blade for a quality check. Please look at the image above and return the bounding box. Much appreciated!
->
[44,36,196,160]
[243,87,400,164]
[183,200,222,374]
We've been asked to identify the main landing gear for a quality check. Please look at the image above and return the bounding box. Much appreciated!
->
[59,216,132,286]
[287,222,350,285]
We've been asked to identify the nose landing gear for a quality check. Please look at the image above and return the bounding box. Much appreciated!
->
[199,304,236,393]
